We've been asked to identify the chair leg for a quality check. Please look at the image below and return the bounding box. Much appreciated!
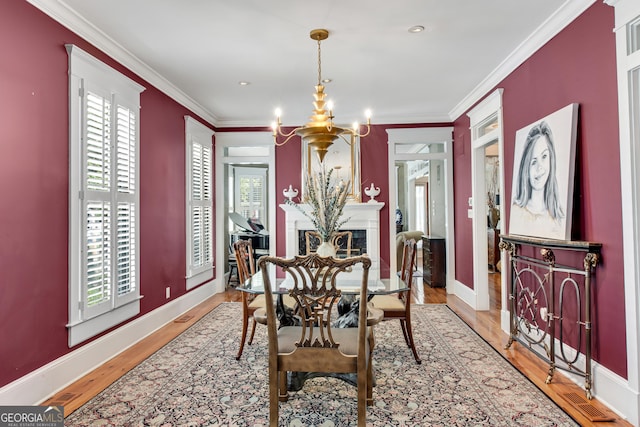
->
[400,319,411,347]
[402,317,422,364]
[357,368,367,427]
[269,369,280,427]
[227,264,237,286]
[235,304,249,360]
[366,360,374,406]
[278,371,289,402]
[247,317,258,345]
[367,328,375,406]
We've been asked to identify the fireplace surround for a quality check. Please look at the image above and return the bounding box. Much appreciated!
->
[280,202,384,283]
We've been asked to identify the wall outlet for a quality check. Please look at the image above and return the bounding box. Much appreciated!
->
[165,286,171,299]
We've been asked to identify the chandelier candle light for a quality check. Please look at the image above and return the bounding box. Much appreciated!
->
[272,29,372,163]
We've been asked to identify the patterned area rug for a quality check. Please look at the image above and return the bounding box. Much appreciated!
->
[66,303,578,426]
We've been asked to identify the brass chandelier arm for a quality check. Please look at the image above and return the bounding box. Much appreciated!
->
[273,128,302,146]
[337,123,371,145]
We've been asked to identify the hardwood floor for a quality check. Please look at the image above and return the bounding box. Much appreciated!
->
[44,274,630,426]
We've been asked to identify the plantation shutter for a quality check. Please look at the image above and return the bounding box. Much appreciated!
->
[67,44,144,346]
[115,105,137,300]
[186,117,213,284]
[190,141,213,270]
[82,88,138,320]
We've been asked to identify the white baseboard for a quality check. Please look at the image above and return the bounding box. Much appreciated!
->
[0,279,217,406]
[591,361,638,423]
[453,279,477,309]
[500,308,510,333]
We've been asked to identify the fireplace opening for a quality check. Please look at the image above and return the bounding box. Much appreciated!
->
[298,229,367,257]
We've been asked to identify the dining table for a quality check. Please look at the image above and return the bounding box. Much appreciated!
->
[235,262,410,392]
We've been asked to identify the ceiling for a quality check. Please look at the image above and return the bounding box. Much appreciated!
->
[31,0,589,128]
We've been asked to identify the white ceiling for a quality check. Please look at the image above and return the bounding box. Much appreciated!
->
[30,0,593,127]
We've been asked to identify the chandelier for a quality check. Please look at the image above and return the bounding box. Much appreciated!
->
[271,29,371,163]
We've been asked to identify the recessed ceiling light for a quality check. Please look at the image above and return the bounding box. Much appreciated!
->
[238,81,250,86]
[408,25,425,33]
[322,78,332,84]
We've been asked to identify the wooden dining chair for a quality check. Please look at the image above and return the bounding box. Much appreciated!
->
[257,253,382,427]
[234,239,297,360]
[233,239,264,360]
[370,238,422,364]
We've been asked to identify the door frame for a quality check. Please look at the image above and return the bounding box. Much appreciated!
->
[214,132,275,294]
[386,127,455,290]
[467,89,508,329]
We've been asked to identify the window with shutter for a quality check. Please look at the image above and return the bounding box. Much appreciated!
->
[67,45,145,347]
[234,168,266,223]
[185,117,214,290]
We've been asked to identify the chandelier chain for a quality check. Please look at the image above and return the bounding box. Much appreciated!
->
[317,38,322,86]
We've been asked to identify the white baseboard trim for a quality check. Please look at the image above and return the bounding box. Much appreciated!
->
[0,279,217,406]
[553,353,637,423]
[453,279,477,309]
[591,361,637,423]
[500,308,510,334]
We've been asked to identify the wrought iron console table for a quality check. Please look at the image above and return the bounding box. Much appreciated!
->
[500,234,601,399]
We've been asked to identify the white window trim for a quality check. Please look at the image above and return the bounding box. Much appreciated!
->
[67,44,145,347]
[185,116,215,290]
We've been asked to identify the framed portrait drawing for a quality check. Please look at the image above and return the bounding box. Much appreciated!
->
[508,103,579,240]
[302,133,361,202]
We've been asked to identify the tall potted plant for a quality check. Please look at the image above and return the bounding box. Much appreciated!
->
[290,167,350,257]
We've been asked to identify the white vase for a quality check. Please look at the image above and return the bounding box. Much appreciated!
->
[316,241,337,257]
[282,184,298,202]
[364,183,380,202]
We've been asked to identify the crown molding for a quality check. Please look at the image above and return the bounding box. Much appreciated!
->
[215,112,452,129]
[448,0,598,121]
[27,0,218,126]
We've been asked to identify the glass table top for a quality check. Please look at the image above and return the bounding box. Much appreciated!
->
[235,265,409,296]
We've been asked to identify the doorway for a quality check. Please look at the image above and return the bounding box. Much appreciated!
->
[387,127,454,290]
[468,89,508,330]
[215,132,275,294]
[485,142,502,313]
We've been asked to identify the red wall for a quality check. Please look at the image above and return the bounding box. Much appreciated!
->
[0,1,215,387]
[0,0,627,390]
[275,123,451,277]
[453,2,626,377]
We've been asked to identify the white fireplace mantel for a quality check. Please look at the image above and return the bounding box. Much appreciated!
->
[279,202,385,282]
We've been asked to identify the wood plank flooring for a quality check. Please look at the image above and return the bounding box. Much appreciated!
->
[44,273,630,426]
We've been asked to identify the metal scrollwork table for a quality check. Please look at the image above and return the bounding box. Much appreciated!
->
[500,234,601,399]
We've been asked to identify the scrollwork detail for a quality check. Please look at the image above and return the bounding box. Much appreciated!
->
[541,248,555,265]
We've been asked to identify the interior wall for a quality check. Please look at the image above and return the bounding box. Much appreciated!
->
[452,2,625,377]
[0,1,216,388]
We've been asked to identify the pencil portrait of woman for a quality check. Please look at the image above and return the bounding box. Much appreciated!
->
[509,105,578,240]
